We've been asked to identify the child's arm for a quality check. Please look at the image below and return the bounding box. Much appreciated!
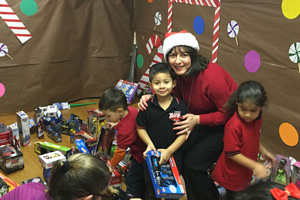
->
[158,134,186,165]
[228,153,267,179]
[109,147,127,172]
[259,142,276,166]
[137,125,157,158]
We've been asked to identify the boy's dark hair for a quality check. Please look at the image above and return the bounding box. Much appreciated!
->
[165,46,209,76]
[234,181,300,200]
[149,62,177,82]
[224,80,268,115]
[98,88,127,112]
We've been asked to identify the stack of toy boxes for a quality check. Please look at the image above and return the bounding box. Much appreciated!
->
[0,144,24,173]
[7,123,20,151]
[145,150,185,199]
[87,108,105,139]
[107,159,122,188]
[0,123,13,146]
[16,111,30,147]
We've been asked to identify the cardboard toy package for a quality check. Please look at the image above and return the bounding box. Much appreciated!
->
[0,144,24,174]
[271,154,291,185]
[106,159,122,188]
[38,150,66,169]
[0,172,19,197]
[115,79,139,104]
[0,123,13,146]
[87,108,105,139]
[292,161,300,189]
[16,111,30,147]
[34,141,71,158]
[145,150,185,199]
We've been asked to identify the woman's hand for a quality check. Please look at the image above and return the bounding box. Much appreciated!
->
[138,94,153,111]
[173,114,199,140]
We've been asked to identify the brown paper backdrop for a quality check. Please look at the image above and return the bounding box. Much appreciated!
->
[135,0,300,160]
[0,0,134,112]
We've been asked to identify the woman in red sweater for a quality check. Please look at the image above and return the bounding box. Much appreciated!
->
[139,30,237,200]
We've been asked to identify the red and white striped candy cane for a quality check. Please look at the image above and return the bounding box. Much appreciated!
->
[137,35,163,95]
[0,0,32,44]
[167,0,220,63]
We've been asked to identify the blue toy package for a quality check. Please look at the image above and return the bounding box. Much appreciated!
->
[115,79,138,104]
[145,150,185,199]
[75,139,90,154]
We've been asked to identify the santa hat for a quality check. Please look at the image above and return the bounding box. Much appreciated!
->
[163,30,200,61]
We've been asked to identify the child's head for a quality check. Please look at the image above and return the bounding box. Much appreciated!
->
[234,181,300,200]
[48,153,111,200]
[148,62,177,97]
[224,80,267,122]
[98,88,128,123]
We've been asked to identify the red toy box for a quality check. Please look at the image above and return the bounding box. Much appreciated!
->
[0,123,13,146]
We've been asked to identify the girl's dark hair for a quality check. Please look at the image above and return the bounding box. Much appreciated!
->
[48,153,111,200]
[224,80,268,115]
[234,181,300,200]
[149,62,177,82]
[98,87,128,111]
[165,45,209,76]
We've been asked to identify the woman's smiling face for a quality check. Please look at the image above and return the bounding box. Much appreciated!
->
[168,47,192,76]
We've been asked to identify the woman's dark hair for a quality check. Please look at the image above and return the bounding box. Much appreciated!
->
[224,80,268,115]
[48,153,111,200]
[234,181,300,200]
[165,45,209,76]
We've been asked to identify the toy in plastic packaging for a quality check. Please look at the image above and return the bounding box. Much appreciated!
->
[271,155,291,185]
[292,161,300,190]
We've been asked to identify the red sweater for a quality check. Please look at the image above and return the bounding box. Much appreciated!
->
[173,62,237,126]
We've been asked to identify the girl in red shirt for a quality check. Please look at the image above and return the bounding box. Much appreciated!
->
[213,80,276,200]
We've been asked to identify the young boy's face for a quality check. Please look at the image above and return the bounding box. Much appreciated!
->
[101,109,122,123]
[149,72,176,98]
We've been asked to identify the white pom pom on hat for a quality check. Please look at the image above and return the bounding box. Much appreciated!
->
[163,30,200,61]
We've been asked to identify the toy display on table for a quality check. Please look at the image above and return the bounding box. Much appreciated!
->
[145,150,185,199]
[7,123,20,151]
[42,105,63,126]
[34,141,72,158]
[0,173,18,197]
[115,79,139,104]
[87,108,105,138]
[271,155,291,185]
[292,161,300,190]
[16,111,30,147]
[38,151,66,184]
[0,144,24,174]
[0,123,13,146]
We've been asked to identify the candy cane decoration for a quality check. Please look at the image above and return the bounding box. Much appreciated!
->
[137,35,163,95]
[168,0,221,63]
[0,0,32,43]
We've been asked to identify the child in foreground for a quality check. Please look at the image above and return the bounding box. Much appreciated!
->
[136,62,189,200]
[99,88,146,198]
[213,80,276,200]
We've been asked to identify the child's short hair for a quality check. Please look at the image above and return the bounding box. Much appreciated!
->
[98,88,127,111]
[149,62,177,82]
[234,181,300,200]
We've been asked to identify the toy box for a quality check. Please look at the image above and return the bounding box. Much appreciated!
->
[45,122,62,143]
[0,172,19,197]
[271,154,291,185]
[34,141,71,158]
[75,139,90,154]
[0,123,13,146]
[87,108,105,138]
[107,159,122,188]
[7,122,21,151]
[292,161,300,189]
[0,144,24,174]
[22,176,45,185]
[16,111,31,147]
[74,131,97,153]
[95,127,115,160]
[145,150,185,199]
[38,150,66,169]
[115,79,138,104]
